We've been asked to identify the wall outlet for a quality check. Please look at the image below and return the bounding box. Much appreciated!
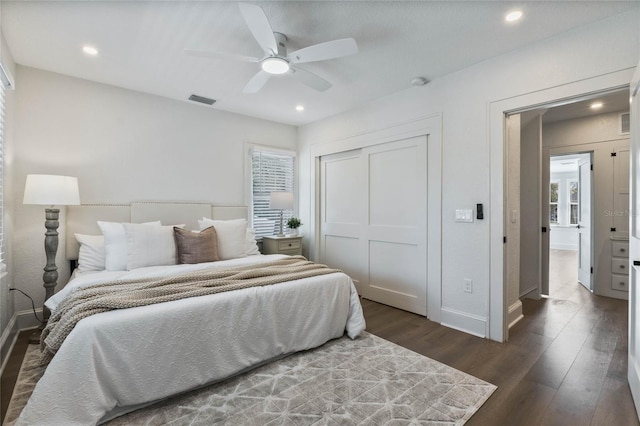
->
[464,278,473,293]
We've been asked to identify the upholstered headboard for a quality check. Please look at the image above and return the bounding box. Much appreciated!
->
[66,202,248,260]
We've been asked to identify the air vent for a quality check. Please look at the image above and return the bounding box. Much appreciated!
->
[188,94,216,106]
[620,112,630,134]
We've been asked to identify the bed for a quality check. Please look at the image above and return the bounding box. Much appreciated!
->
[15,202,366,425]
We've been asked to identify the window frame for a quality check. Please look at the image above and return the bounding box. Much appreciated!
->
[245,143,297,239]
[549,180,559,225]
[568,179,579,225]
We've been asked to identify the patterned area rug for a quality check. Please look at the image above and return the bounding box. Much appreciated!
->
[5,332,496,425]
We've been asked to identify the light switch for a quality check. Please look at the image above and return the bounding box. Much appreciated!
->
[455,209,474,223]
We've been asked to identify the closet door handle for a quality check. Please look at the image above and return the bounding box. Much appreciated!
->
[634,260,640,266]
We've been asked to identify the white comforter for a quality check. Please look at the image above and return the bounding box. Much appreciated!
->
[17,254,366,425]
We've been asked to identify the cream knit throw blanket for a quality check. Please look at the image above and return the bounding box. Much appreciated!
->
[40,256,340,363]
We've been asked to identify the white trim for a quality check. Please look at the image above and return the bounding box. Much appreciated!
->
[0,313,18,374]
[440,307,487,338]
[630,353,640,418]
[309,114,442,322]
[0,309,40,375]
[489,68,635,342]
[0,60,14,90]
[508,300,524,329]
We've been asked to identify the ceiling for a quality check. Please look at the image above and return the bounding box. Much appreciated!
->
[2,1,638,126]
[542,90,631,124]
[550,153,590,174]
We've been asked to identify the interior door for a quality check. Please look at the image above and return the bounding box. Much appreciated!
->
[320,136,428,315]
[319,149,366,289]
[628,63,640,419]
[577,155,593,290]
[362,137,428,315]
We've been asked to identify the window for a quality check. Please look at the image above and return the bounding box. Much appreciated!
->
[550,181,559,224]
[569,180,579,225]
[250,147,295,238]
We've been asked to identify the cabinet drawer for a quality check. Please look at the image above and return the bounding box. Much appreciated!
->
[612,241,629,258]
[278,239,301,251]
[611,274,629,292]
[612,258,629,274]
[280,248,302,256]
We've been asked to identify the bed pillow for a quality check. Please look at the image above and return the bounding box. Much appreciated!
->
[98,220,161,271]
[123,223,185,270]
[198,218,248,260]
[174,226,219,264]
[245,228,260,256]
[75,234,105,272]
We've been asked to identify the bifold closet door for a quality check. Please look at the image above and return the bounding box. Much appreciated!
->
[320,136,428,315]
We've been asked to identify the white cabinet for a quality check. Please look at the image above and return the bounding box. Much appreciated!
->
[611,239,629,292]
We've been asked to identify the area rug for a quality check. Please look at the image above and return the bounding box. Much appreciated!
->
[4,332,496,425]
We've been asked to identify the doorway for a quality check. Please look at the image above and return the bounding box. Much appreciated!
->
[503,88,630,339]
[547,152,593,296]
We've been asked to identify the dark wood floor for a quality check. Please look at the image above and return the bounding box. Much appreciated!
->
[362,249,638,425]
[1,250,637,425]
[1,330,31,424]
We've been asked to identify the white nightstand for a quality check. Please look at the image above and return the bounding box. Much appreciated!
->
[262,235,303,256]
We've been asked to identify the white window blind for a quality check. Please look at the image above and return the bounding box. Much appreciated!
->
[250,148,295,238]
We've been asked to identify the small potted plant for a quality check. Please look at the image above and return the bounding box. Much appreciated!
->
[287,217,302,236]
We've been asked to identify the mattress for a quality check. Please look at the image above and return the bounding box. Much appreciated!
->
[16,254,366,425]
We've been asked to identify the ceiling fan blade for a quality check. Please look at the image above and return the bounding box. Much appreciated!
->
[184,49,260,63]
[288,38,358,64]
[290,66,332,92]
[243,70,271,93]
[238,3,278,55]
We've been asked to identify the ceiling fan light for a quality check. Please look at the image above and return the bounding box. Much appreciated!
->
[261,57,289,74]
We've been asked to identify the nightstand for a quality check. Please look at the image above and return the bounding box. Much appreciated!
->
[262,235,303,256]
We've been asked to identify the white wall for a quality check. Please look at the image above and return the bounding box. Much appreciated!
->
[10,66,297,315]
[299,10,639,336]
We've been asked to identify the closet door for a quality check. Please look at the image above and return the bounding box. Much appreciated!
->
[363,136,428,315]
[320,136,427,315]
[320,149,366,289]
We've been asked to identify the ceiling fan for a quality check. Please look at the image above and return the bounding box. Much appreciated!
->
[185,3,358,94]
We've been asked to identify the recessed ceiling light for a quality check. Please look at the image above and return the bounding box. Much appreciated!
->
[590,102,603,110]
[505,10,523,22]
[261,57,289,75]
[296,105,304,112]
[82,45,98,56]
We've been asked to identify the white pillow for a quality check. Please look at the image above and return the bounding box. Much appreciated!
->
[123,223,185,270]
[98,220,161,271]
[75,234,105,272]
[198,218,248,260]
[245,228,260,256]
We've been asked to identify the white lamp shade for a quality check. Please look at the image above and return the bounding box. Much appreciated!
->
[269,191,294,210]
[23,174,80,206]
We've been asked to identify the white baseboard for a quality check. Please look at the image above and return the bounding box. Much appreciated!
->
[508,300,524,329]
[629,354,640,422]
[0,308,41,376]
[550,244,578,251]
[440,307,486,338]
[0,313,19,375]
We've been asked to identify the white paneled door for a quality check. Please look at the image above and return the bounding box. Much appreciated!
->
[577,155,592,290]
[320,136,428,315]
[628,62,640,420]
